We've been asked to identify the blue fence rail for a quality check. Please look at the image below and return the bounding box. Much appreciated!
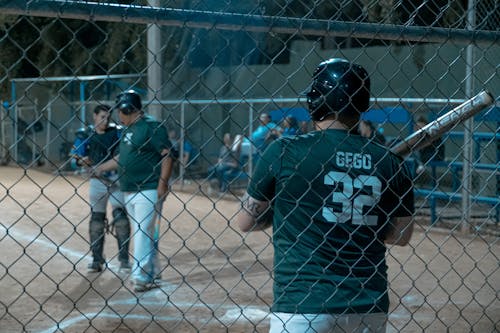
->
[414,160,500,224]
[365,104,500,225]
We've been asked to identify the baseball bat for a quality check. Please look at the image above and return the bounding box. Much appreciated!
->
[390,90,495,156]
[153,198,165,250]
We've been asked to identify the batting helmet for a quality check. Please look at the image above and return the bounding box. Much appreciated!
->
[305,58,370,121]
[115,90,142,115]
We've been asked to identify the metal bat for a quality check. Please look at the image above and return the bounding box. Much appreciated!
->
[153,198,165,252]
[390,90,495,156]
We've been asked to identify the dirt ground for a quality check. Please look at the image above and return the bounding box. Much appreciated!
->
[0,166,498,333]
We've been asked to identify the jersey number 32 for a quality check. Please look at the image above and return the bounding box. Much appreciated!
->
[323,171,382,226]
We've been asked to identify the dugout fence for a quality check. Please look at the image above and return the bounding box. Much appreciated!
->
[0,1,499,332]
[1,74,144,168]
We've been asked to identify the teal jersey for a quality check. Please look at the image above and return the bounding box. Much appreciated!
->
[118,116,172,192]
[247,129,414,314]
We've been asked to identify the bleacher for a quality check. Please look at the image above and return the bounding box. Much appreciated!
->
[364,104,500,225]
[415,158,500,224]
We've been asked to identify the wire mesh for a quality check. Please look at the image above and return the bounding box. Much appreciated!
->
[0,1,499,332]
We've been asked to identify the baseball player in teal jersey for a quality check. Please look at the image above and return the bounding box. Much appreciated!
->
[236,58,415,332]
[95,90,175,292]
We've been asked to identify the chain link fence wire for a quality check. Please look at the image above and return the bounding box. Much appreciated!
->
[0,1,499,332]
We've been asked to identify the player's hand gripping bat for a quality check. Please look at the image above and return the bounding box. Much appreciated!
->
[390,90,495,156]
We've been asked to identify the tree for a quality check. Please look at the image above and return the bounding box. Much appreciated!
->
[0,0,496,99]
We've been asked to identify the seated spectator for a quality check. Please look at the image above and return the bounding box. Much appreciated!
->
[298,120,311,134]
[250,112,280,152]
[269,115,300,139]
[280,115,299,137]
[413,116,445,174]
[207,133,242,192]
[359,119,386,145]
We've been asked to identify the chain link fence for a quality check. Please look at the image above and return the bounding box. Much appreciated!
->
[0,1,499,332]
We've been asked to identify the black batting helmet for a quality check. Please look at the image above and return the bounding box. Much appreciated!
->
[115,90,142,115]
[305,58,370,121]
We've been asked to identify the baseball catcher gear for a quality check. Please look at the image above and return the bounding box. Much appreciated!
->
[89,211,107,265]
[306,58,370,121]
[112,207,130,264]
[70,126,92,169]
[115,90,142,115]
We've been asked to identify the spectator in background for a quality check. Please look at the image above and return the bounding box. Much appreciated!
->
[207,133,242,193]
[250,112,280,152]
[269,115,300,139]
[280,116,299,137]
[359,119,386,145]
[413,115,445,174]
[298,120,310,135]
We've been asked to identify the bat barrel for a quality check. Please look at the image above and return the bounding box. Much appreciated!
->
[390,90,495,156]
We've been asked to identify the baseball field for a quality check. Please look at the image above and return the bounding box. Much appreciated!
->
[0,166,498,332]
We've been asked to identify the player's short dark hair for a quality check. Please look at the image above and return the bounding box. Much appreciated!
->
[93,104,111,114]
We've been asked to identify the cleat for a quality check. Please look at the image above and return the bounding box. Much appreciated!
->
[119,261,132,273]
[133,281,159,293]
[87,262,103,273]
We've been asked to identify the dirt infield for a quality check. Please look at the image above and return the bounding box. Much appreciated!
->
[0,166,498,333]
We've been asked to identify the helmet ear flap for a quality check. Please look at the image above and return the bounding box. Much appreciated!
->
[307,90,327,121]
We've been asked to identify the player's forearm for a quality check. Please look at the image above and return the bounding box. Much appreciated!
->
[97,155,119,172]
[159,155,173,186]
[385,216,414,246]
[183,154,190,167]
[77,156,91,167]
[71,155,91,169]
[236,192,273,232]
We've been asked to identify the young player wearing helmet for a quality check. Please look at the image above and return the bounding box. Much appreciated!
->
[95,90,175,292]
[236,58,415,332]
[70,104,131,273]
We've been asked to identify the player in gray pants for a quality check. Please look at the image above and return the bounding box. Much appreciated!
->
[71,104,131,273]
[88,177,130,272]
